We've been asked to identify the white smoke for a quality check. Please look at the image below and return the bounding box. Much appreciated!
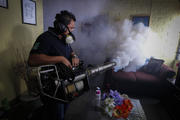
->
[73,18,153,72]
[45,0,156,71]
[73,15,116,64]
[112,20,151,72]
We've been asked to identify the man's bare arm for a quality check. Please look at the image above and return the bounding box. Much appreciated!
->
[28,54,72,68]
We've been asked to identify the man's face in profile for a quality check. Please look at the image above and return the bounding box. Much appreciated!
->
[65,20,75,35]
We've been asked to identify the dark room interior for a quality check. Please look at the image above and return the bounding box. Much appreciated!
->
[0,0,180,120]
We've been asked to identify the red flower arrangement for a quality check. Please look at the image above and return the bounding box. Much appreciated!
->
[113,99,133,118]
[101,89,133,119]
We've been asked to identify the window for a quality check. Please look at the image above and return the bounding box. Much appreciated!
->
[132,16,150,26]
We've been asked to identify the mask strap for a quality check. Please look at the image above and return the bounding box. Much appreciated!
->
[66,27,76,41]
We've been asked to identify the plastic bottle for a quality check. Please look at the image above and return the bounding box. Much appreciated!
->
[95,87,101,108]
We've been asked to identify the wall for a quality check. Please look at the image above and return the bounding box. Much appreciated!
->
[151,0,180,66]
[105,0,180,66]
[43,0,180,67]
[0,0,43,103]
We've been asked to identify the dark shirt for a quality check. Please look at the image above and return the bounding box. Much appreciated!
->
[30,28,73,61]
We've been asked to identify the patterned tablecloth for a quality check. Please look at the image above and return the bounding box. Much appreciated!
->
[65,90,147,120]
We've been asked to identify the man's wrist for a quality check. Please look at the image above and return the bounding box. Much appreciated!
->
[72,54,78,58]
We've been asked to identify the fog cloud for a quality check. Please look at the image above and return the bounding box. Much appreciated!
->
[45,0,157,72]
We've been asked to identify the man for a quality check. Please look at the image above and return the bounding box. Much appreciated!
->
[28,10,79,120]
[28,10,79,68]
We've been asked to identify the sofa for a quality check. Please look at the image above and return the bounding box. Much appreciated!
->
[103,58,176,98]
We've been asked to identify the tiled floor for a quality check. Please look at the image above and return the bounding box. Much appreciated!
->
[140,97,172,120]
[0,94,175,120]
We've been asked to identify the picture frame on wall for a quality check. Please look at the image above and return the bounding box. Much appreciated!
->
[132,16,150,27]
[21,0,37,25]
[0,0,8,8]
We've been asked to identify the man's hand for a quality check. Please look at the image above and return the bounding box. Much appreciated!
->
[72,57,79,67]
[61,57,72,69]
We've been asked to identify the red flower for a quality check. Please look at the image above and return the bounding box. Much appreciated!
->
[113,105,123,118]
[112,99,133,119]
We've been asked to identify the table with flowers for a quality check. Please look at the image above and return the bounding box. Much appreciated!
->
[65,90,147,120]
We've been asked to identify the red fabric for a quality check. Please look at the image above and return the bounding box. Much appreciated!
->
[112,70,136,82]
[135,71,160,83]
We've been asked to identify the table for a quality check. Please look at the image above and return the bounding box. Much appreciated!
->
[65,90,147,120]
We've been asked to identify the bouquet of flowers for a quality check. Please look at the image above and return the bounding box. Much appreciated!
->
[101,89,133,119]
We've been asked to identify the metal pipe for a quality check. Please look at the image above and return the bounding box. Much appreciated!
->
[73,62,116,82]
[86,62,116,76]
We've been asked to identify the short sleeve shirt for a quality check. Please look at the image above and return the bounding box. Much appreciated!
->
[30,29,73,61]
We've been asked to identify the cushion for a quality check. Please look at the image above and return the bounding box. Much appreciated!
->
[159,64,176,79]
[141,58,164,75]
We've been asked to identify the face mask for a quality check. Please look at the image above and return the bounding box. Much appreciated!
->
[65,29,76,44]
[66,34,74,44]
